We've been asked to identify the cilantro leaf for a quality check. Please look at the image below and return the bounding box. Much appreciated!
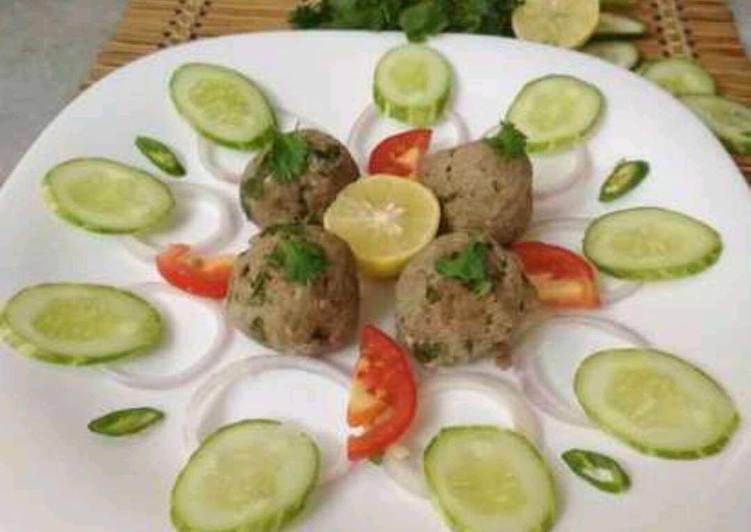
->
[289,0,333,28]
[485,120,527,158]
[267,130,310,183]
[266,237,328,285]
[399,2,449,42]
[435,240,495,295]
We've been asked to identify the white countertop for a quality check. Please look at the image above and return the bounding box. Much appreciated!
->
[0,0,749,185]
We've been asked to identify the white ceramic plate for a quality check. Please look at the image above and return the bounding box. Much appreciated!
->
[1,32,750,532]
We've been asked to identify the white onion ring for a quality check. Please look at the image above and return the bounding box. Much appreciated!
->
[119,182,238,264]
[346,104,470,172]
[183,354,352,486]
[511,313,650,427]
[381,371,541,498]
[481,125,590,199]
[101,282,229,389]
[197,108,320,185]
[524,217,642,305]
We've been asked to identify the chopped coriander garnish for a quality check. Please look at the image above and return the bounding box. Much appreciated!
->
[262,222,306,237]
[399,2,449,42]
[249,271,270,305]
[485,121,527,158]
[267,130,310,183]
[413,342,444,364]
[435,240,495,295]
[426,285,442,303]
[266,237,328,285]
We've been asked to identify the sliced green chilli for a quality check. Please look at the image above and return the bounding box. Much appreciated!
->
[171,419,319,532]
[373,43,452,126]
[582,41,640,70]
[135,136,186,177]
[583,207,722,280]
[561,449,630,493]
[88,407,165,436]
[641,58,716,97]
[575,349,739,459]
[170,63,276,150]
[594,13,647,38]
[681,95,751,155]
[599,159,649,201]
[507,74,604,153]
[0,283,162,365]
[43,158,175,234]
[424,426,557,532]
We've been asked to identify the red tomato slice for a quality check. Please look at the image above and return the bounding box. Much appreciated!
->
[512,241,601,309]
[367,129,432,178]
[347,325,417,461]
[156,244,234,299]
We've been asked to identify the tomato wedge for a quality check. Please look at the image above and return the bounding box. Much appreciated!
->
[512,241,601,308]
[347,325,417,461]
[367,129,432,178]
[156,244,234,299]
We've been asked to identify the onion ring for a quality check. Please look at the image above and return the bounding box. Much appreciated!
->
[511,313,650,427]
[381,371,540,498]
[183,354,352,486]
[101,282,228,389]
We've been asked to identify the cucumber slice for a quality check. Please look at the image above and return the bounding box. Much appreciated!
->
[171,419,319,532]
[424,426,556,532]
[43,158,175,234]
[170,63,276,150]
[582,40,640,70]
[373,44,452,126]
[599,159,649,201]
[507,74,604,153]
[583,207,722,280]
[594,13,647,38]
[0,284,162,365]
[575,348,739,459]
[681,95,751,155]
[641,58,716,96]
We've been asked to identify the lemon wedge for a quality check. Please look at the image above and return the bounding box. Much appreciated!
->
[323,174,440,278]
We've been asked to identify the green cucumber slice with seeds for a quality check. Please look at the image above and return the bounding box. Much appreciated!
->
[135,136,186,177]
[561,449,630,493]
[641,58,716,96]
[582,40,640,70]
[424,426,557,532]
[599,159,649,201]
[575,348,739,459]
[0,284,162,365]
[43,158,175,234]
[594,13,647,38]
[507,74,604,153]
[89,407,165,436]
[583,207,722,280]
[170,63,276,150]
[681,95,751,155]
[373,43,452,126]
[171,419,319,532]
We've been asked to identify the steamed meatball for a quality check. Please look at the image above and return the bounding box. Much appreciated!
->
[418,140,532,245]
[240,129,359,227]
[396,232,535,367]
[227,224,359,355]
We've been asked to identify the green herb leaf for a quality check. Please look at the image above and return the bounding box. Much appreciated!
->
[289,0,333,27]
[426,285,442,303]
[485,121,527,158]
[250,317,268,343]
[262,222,306,237]
[435,240,495,295]
[267,130,310,183]
[266,237,328,284]
[399,2,449,42]
[413,342,444,364]
[88,407,165,437]
[249,271,270,305]
[135,136,185,177]
[369,454,384,465]
[562,449,631,494]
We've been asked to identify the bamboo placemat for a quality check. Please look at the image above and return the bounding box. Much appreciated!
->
[87,0,751,176]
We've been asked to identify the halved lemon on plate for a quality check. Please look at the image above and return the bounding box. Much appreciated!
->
[323,174,440,278]
[512,0,600,49]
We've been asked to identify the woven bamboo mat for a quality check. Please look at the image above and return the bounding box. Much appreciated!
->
[87,0,751,176]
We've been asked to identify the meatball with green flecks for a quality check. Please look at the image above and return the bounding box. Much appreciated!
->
[395,232,535,367]
[227,224,360,355]
[240,129,359,227]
